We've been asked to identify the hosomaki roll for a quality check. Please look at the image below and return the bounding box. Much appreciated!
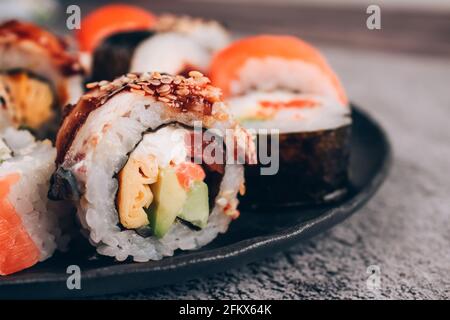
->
[209,35,351,206]
[81,6,230,82]
[0,127,69,275]
[0,20,83,135]
[49,71,256,262]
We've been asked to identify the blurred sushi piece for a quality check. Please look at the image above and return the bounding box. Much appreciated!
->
[76,4,157,72]
[78,4,230,82]
[0,126,70,275]
[0,20,83,137]
[126,14,230,78]
[209,35,351,207]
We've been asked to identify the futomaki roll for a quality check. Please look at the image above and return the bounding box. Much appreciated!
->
[0,127,69,275]
[0,20,83,135]
[209,35,351,206]
[49,71,255,262]
[79,4,230,82]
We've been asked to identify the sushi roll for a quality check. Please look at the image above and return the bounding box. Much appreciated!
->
[49,71,256,262]
[128,13,230,75]
[0,127,69,275]
[76,4,157,73]
[79,5,230,82]
[0,20,83,135]
[209,35,351,207]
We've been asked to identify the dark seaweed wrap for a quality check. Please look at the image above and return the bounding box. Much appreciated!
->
[241,124,351,208]
[90,30,153,82]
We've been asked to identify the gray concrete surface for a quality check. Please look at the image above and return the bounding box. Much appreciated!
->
[109,48,450,300]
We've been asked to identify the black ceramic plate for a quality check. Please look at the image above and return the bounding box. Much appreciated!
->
[0,105,391,299]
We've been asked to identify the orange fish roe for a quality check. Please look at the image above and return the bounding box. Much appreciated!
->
[260,98,318,109]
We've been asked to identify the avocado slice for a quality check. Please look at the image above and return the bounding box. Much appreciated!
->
[178,181,209,229]
[149,167,187,238]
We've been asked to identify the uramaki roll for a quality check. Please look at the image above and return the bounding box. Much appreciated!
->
[209,35,351,207]
[49,71,255,262]
[0,127,69,275]
[0,20,83,134]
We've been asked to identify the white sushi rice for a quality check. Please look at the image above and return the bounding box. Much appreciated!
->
[228,90,351,133]
[156,14,231,53]
[0,127,68,261]
[230,57,344,105]
[130,33,210,75]
[131,15,230,75]
[64,92,245,262]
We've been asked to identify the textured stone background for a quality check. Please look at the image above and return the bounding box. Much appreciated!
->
[106,47,450,300]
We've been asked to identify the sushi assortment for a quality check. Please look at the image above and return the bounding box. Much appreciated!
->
[0,3,351,274]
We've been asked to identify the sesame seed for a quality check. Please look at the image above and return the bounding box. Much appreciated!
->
[216,197,227,207]
[151,72,162,79]
[166,94,177,100]
[126,73,137,78]
[217,112,229,121]
[176,88,190,96]
[112,79,122,86]
[98,80,109,86]
[158,96,171,103]
[86,82,98,89]
[130,88,146,96]
[157,84,171,94]
[142,85,154,95]
[189,70,203,78]
[196,77,210,85]
[150,79,161,86]
[128,83,141,90]
[173,76,183,85]
[160,75,173,84]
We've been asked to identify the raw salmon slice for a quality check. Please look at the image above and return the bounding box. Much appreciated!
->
[0,173,40,276]
[76,4,156,52]
[209,35,348,105]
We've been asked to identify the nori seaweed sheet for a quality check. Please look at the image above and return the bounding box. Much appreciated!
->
[90,30,154,82]
[240,124,351,209]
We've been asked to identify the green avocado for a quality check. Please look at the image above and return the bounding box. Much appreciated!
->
[149,167,187,238]
[178,181,209,228]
